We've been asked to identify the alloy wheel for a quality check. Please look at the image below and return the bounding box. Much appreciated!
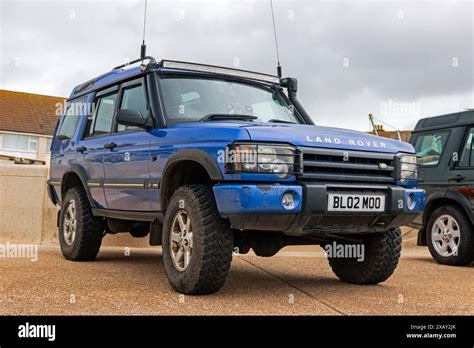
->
[431,214,461,257]
[170,210,193,271]
[63,199,77,246]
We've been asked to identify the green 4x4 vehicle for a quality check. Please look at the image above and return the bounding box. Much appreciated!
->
[410,110,474,266]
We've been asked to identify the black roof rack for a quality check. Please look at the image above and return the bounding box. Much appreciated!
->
[159,59,281,84]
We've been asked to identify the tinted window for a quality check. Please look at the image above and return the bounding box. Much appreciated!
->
[459,128,474,167]
[117,83,148,132]
[415,132,449,166]
[58,96,86,139]
[89,92,118,136]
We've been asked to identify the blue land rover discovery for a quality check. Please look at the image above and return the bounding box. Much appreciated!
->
[48,57,425,294]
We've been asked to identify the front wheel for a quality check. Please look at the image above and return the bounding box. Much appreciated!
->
[162,185,234,294]
[327,228,402,284]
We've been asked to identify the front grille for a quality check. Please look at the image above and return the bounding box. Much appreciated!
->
[299,147,396,183]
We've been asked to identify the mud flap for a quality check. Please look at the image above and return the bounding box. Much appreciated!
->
[149,219,163,246]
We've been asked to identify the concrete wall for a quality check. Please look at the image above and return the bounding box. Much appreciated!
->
[0,163,148,247]
[0,164,50,243]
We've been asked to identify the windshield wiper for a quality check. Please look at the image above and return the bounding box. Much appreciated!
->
[267,119,297,124]
[200,114,258,122]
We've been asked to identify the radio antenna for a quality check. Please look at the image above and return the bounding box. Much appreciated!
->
[140,0,148,60]
[269,0,282,79]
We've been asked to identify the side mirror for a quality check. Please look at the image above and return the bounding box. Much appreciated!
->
[115,109,149,129]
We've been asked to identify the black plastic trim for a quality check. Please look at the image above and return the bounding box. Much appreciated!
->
[159,149,223,208]
[92,208,162,222]
[61,164,95,208]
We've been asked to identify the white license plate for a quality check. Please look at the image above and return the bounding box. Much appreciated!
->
[327,193,385,212]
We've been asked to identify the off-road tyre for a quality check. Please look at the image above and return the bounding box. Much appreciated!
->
[162,185,234,294]
[327,228,402,284]
[59,186,104,261]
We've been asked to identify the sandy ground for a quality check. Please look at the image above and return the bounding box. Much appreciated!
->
[1,237,472,315]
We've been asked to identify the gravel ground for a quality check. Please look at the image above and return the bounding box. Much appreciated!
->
[0,243,472,315]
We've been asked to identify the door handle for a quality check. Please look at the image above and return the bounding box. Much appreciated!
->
[104,142,117,150]
[449,174,465,182]
[76,146,87,153]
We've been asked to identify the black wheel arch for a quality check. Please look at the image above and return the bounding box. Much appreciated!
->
[421,190,474,245]
[60,164,96,209]
[160,149,223,210]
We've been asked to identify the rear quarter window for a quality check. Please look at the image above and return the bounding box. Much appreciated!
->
[458,128,474,167]
[57,96,87,139]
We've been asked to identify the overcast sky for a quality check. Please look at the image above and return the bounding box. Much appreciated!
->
[1,0,473,131]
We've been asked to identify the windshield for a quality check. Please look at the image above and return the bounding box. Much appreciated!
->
[159,77,301,124]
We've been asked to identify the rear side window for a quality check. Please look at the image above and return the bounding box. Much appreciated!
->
[414,132,449,166]
[87,91,118,137]
[117,83,149,132]
[459,128,474,167]
[58,96,86,139]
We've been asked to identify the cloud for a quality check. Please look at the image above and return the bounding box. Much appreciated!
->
[1,0,472,131]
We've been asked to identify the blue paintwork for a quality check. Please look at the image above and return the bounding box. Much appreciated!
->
[242,122,414,154]
[69,67,143,99]
[404,189,426,212]
[213,183,302,215]
[103,130,154,210]
[397,178,418,188]
[50,62,425,226]
[147,123,253,211]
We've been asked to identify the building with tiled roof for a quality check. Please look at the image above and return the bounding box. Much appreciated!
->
[368,124,412,143]
[0,89,65,162]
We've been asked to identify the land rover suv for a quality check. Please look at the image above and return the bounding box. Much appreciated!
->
[410,110,474,266]
[47,57,425,294]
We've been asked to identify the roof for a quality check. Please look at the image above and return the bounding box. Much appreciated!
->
[0,89,65,136]
[413,110,474,132]
[70,66,142,99]
[70,58,279,99]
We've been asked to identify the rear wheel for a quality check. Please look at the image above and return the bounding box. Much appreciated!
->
[59,186,105,261]
[426,205,474,266]
[327,228,402,284]
[162,185,233,294]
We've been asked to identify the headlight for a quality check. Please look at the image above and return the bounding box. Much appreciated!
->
[226,143,299,178]
[397,154,418,183]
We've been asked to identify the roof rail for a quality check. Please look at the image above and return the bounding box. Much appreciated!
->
[113,56,157,70]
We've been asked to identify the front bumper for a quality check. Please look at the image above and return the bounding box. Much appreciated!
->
[213,182,425,235]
